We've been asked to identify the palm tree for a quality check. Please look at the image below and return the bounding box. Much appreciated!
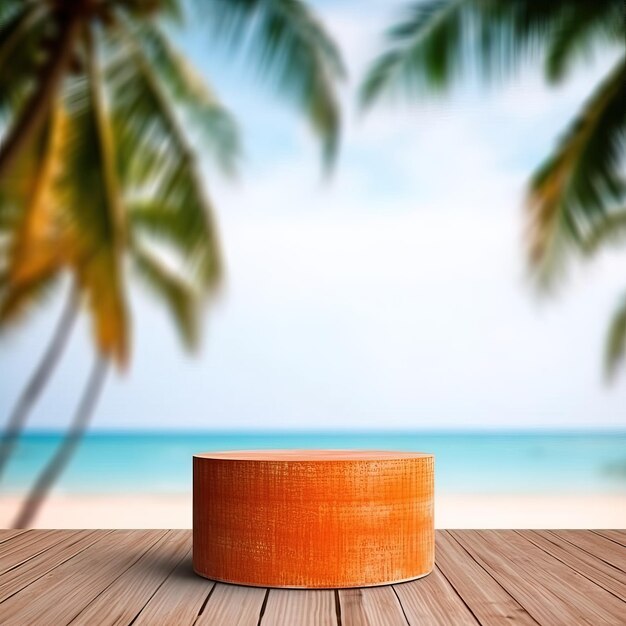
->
[0,0,344,526]
[361,0,625,377]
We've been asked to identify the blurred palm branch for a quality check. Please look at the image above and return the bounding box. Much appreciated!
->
[0,0,344,526]
[0,0,345,362]
[361,0,626,378]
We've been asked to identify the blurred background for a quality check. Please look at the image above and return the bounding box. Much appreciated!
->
[0,0,624,528]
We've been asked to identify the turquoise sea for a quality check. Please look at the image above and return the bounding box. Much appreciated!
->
[2,431,626,495]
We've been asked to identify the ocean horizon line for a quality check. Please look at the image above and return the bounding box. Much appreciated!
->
[13,427,626,436]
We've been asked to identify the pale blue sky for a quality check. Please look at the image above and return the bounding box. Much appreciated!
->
[1,0,625,431]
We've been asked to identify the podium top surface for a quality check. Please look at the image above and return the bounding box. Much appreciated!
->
[193,449,433,461]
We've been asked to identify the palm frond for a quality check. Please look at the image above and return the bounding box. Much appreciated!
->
[4,102,69,286]
[0,267,60,328]
[131,243,200,349]
[0,1,21,22]
[129,21,240,175]
[361,0,464,106]
[128,200,220,285]
[106,33,223,289]
[0,4,49,124]
[526,57,626,286]
[359,0,615,107]
[0,111,48,217]
[606,293,626,381]
[120,0,183,22]
[544,0,621,83]
[201,0,344,167]
[0,2,44,70]
[581,209,626,257]
[61,31,129,366]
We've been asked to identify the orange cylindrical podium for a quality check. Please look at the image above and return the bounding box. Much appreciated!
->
[193,450,434,588]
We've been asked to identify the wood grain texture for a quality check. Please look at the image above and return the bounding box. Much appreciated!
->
[593,530,626,548]
[394,566,479,625]
[452,530,626,624]
[0,529,74,575]
[0,530,105,603]
[519,530,626,601]
[132,549,214,626]
[195,582,267,626]
[339,586,408,626]
[0,530,27,547]
[451,530,590,625]
[0,530,623,625]
[0,530,165,625]
[193,450,435,588]
[435,531,537,625]
[71,531,190,625]
[552,530,626,572]
[262,589,338,626]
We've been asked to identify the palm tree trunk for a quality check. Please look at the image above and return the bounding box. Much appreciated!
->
[0,7,83,182]
[12,357,108,529]
[0,285,79,482]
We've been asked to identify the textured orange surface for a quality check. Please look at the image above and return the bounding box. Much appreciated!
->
[193,450,434,588]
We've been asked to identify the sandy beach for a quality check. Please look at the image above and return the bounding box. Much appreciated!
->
[1,493,624,529]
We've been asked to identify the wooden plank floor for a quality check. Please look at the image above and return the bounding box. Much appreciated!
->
[0,530,623,625]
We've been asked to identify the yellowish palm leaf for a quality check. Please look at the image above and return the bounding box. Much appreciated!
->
[7,103,70,285]
[62,32,129,366]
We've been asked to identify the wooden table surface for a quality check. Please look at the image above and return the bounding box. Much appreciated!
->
[0,529,623,625]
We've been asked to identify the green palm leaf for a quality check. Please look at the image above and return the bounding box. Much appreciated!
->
[1,0,343,366]
[60,32,129,366]
[107,31,223,289]
[527,58,626,285]
[361,0,466,105]
[606,294,626,381]
[0,0,21,21]
[0,3,43,70]
[581,209,626,256]
[360,0,618,107]
[131,243,200,349]
[130,22,240,175]
[544,0,621,83]
[129,200,219,273]
[362,0,521,105]
[122,0,183,22]
[204,0,345,167]
[0,3,47,124]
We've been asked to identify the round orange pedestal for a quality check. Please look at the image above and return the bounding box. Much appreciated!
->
[193,450,434,588]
